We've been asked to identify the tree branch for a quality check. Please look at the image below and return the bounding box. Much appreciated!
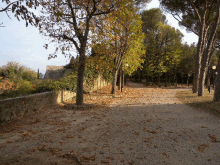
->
[0,1,17,12]
[67,0,82,40]
[63,34,80,52]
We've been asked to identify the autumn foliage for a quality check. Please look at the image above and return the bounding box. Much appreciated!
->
[0,77,20,94]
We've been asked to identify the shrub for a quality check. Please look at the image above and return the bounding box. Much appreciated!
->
[0,61,37,82]
[35,79,60,93]
[0,79,36,99]
[22,70,37,82]
[18,79,34,94]
[0,77,20,94]
[58,73,77,91]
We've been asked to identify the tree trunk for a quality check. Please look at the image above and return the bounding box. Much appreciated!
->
[198,7,219,96]
[169,76,171,86]
[174,66,177,88]
[198,5,220,96]
[192,34,204,93]
[181,74,184,88]
[147,75,149,84]
[192,13,208,93]
[140,69,143,82]
[175,75,177,88]
[165,72,167,87]
[122,72,124,88]
[118,66,122,91]
[76,50,86,105]
[207,67,210,88]
[112,68,118,94]
[214,59,220,102]
[158,74,160,87]
[198,64,208,96]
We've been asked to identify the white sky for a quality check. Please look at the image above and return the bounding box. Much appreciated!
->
[0,0,198,74]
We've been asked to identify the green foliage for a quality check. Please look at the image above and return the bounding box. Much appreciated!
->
[141,9,183,78]
[58,73,77,91]
[35,72,78,93]
[0,62,40,99]
[22,70,38,82]
[35,79,60,93]
[178,43,197,75]
[0,79,35,99]
[86,53,113,83]
[0,61,37,82]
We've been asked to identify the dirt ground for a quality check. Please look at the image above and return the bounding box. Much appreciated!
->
[0,82,220,165]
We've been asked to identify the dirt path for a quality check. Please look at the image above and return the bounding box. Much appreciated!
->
[0,82,220,165]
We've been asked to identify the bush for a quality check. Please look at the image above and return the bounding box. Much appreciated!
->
[0,77,20,94]
[0,79,36,99]
[58,73,77,91]
[0,62,40,99]
[0,61,37,82]
[35,80,60,93]
[22,70,37,82]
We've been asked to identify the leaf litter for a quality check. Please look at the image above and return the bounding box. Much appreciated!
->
[0,82,220,164]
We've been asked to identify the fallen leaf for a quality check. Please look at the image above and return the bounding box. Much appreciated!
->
[101,160,111,163]
[133,132,140,136]
[209,134,220,143]
[198,144,209,152]
[147,119,152,122]
[144,137,154,142]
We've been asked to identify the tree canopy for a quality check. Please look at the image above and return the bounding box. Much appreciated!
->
[0,0,39,27]
[160,0,220,96]
[39,0,150,103]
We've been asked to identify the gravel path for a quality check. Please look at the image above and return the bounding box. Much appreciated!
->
[0,82,220,165]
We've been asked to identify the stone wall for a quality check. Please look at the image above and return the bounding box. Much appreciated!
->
[0,76,110,123]
[0,90,75,123]
[86,75,110,92]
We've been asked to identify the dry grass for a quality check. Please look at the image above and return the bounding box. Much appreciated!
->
[176,88,220,116]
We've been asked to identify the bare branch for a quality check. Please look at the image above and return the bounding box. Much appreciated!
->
[0,1,17,12]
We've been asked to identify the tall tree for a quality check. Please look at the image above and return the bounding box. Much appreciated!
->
[92,1,145,94]
[178,43,197,86]
[141,8,183,85]
[141,8,167,83]
[39,0,117,105]
[160,0,220,95]
[39,0,150,104]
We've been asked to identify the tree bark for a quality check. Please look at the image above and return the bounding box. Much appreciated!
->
[207,67,210,88]
[213,59,220,102]
[112,68,118,94]
[118,66,122,91]
[122,72,124,88]
[192,29,205,93]
[198,6,220,96]
[76,49,86,105]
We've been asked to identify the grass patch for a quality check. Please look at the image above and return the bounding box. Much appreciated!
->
[176,89,220,116]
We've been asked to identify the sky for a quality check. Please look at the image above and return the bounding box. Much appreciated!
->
[0,0,198,75]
